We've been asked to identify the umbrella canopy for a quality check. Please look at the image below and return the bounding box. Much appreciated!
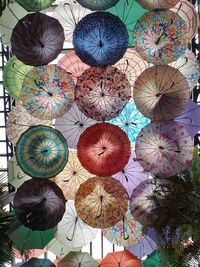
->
[20,64,75,120]
[55,202,98,248]
[21,258,55,267]
[135,120,193,177]
[108,100,150,149]
[13,179,66,231]
[76,0,119,10]
[77,123,131,176]
[75,66,131,121]
[133,10,188,65]
[16,125,68,179]
[6,105,51,145]
[100,250,141,267]
[112,152,149,197]
[136,0,179,10]
[75,176,129,228]
[11,13,65,66]
[55,103,98,149]
[15,0,56,11]
[3,56,33,99]
[133,65,190,121]
[142,251,160,267]
[73,12,128,66]
[58,252,98,267]
[54,150,92,200]
[14,246,47,261]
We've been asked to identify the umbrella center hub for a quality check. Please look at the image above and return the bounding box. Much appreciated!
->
[79,122,83,127]
[156,93,162,98]
[101,92,105,97]
[99,40,104,48]
[159,146,165,150]
[73,171,77,176]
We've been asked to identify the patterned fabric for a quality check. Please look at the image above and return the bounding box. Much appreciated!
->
[75,66,131,121]
[20,64,75,120]
[136,0,179,10]
[15,0,55,11]
[75,176,129,228]
[133,65,190,120]
[134,10,188,65]
[135,120,193,177]
[76,0,119,10]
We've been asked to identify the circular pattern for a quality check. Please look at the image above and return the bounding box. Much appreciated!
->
[76,0,119,10]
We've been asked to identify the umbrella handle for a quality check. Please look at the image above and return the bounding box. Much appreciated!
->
[122,216,129,240]
[67,217,78,241]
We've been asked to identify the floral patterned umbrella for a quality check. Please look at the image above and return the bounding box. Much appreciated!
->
[135,120,193,178]
[133,10,188,65]
[58,252,98,267]
[15,0,56,11]
[136,0,179,10]
[20,64,75,120]
[76,0,119,10]
[75,66,131,121]
[75,176,129,228]
[133,65,190,121]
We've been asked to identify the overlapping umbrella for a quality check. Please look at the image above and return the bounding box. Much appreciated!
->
[142,251,161,267]
[15,0,56,11]
[58,252,98,267]
[76,0,119,10]
[20,258,55,267]
[136,0,179,10]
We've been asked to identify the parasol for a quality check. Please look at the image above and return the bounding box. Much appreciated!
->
[54,150,92,200]
[73,12,128,66]
[108,100,150,149]
[55,201,98,248]
[76,0,119,10]
[77,123,131,176]
[75,66,131,121]
[3,56,33,99]
[20,64,75,120]
[133,10,188,65]
[20,258,55,267]
[136,0,179,10]
[58,252,98,267]
[55,103,98,149]
[112,152,149,197]
[11,13,65,66]
[13,246,48,261]
[6,105,51,145]
[13,179,66,231]
[15,0,56,11]
[142,251,161,267]
[16,125,68,179]
[133,65,190,120]
[75,176,129,228]
[135,120,193,177]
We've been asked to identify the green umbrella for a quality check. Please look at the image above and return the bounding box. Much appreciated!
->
[15,0,56,12]
[58,252,98,267]
[142,251,172,267]
[3,56,33,99]
[21,258,55,267]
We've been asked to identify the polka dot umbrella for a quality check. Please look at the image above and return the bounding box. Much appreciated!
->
[136,0,179,10]
[15,0,56,12]
[76,0,119,10]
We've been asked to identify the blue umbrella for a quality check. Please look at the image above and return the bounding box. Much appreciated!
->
[76,0,119,10]
[73,12,128,66]
[21,258,55,267]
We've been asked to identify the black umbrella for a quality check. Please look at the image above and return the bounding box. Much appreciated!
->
[13,179,66,231]
[11,12,65,66]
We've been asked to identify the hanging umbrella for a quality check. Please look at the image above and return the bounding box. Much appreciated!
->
[100,250,141,267]
[15,0,56,12]
[73,12,128,66]
[75,176,129,228]
[135,120,193,177]
[21,258,55,267]
[55,202,98,248]
[76,0,119,10]
[75,66,131,121]
[133,65,190,121]
[58,252,98,267]
[54,150,92,200]
[13,246,48,261]
[16,125,68,179]
[136,0,179,10]
[77,123,131,176]
[108,100,150,149]
[112,152,149,197]
[54,103,98,149]
[133,10,188,65]
[102,204,144,247]
[171,0,199,41]
[13,179,66,231]
[11,13,65,66]
[142,251,161,267]
[3,56,33,99]
[20,64,75,120]
[6,105,51,145]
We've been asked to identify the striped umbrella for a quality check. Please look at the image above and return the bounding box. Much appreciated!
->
[15,0,56,11]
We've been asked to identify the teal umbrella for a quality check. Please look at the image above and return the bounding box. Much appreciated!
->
[21,258,55,267]
[15,0,56,12]
[142,251,172,267]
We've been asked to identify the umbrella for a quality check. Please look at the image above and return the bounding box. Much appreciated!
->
[58,252,98,267]
[133,65,190,121]
[20,64,75,120]
[75,66,131,121]
[13,179,66,231]
[77,123,131,176]
[15,0,56,12]
[100,250,141,267]
[112,152,149,197]
[55,202,98,248]
[6,105,51,145]
[75,176,129,228]
[11,13,65,66]
[3,56,33,99]
[21,258,55,267]
[73,12,128,66]
[76,0,119,10]
[54,102,98,149]
[171,0,199,41]
[133,10,188,65]
[142,251,161,267]
[108,100,150,149]
[135,120,193,177]
[54,150,92,200]
[16,125,68,179]
[136,0,179,10]
[13,246,48,261]
[102,204,144,247]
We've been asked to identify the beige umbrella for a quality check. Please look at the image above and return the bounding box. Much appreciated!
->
[58,252,98,267]
[136,0,179,10]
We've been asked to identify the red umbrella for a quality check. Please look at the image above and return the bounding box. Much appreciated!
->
[77,123,131,176]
